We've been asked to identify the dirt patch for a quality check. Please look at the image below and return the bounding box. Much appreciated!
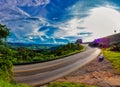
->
[56,58,120,87]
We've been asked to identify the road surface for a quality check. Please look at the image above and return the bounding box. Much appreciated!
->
[13,45,101,86]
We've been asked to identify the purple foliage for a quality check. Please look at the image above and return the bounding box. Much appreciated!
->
[93,38,102,44]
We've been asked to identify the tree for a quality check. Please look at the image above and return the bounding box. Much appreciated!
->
[0,24,10,45]
[0,24,12,81]
[75,39,82,44]
[0,46,14,81]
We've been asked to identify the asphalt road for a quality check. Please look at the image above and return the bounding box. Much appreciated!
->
[13,45,101,86]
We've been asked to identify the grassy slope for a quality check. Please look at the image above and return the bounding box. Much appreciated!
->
[103,50,120,74]
[104,33,120,45]
[101,33,120,74]
[107,33,120,41]
[0,79,30,87]
[47,82,98,87]
[54,45,85,59]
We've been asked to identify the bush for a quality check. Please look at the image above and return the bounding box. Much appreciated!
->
[0,79,29,87]
[53,43,84,56]
[89,42,99,47]
[110,42,120,51]
[0,47,13,81]
[47,82,98,87]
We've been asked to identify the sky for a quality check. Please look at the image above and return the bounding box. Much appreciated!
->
[0,0,120,44]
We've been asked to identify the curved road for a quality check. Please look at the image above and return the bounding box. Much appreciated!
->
[13,45,101,86]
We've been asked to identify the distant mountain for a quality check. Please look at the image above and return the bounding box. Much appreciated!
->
[8,42,60,47]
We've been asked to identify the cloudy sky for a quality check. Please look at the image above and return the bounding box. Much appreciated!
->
[0,0,120,44]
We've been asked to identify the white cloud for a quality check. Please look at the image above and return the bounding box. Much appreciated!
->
[54,5,120,42]
[82,6,120,42]
[3,0,120,44]
[0,0,50,8]
[53,18,83,38]
[14,7,31,17]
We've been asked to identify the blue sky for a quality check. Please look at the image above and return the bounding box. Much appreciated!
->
[0,0,120,44]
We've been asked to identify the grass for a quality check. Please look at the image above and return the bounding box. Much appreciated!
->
[0,76,30,87]
[103,50,120,74]
[0,79,30,87]
[47,82,98,87]
[14,44,85,65]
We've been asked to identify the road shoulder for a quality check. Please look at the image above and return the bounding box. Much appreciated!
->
[56,58,120,87]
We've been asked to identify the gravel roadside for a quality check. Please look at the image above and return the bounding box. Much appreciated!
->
[56,58,120,87]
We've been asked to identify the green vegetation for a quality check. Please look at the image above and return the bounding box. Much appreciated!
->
[47,82,98,87]
[0,42,84,87]
[51,43,85,58]
[0,79,29,87]
[0,24,30,87]
[0,43,84,64]
[0,49,13,81]
[103,50,120,74]
[0,24,10,45]
[0,24,12,81]
[109,41,120,51]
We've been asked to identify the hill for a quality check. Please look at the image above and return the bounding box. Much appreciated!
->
[105,33,120,44]
[89,33,120,48]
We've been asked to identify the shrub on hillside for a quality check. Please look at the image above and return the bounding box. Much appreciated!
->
[0,46,13,81]
[88,42,99,47]
[52,43,84,56]
[47,82,98,87]
[110,42,120,51]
